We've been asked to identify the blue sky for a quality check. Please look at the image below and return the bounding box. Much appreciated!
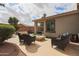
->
[0,3,77,26]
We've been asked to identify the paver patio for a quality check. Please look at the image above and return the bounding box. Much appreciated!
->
[6,34,79,56]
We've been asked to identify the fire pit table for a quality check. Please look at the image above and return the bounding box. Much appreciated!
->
[36,35,46,41]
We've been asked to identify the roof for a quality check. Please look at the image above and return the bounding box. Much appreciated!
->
[33,10,79,22]
[17,24,34,28]
[32,18,48,22]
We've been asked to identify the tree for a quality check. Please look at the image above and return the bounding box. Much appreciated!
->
[0,3,5,7]
[8,17,19,31]
[8,17,19,25]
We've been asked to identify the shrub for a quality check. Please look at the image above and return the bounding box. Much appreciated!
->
[0,24,16,44]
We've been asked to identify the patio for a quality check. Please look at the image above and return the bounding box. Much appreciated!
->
[5,34,79,56]
[0,3,79,56]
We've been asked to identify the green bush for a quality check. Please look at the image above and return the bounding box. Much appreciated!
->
[0,24,16,44]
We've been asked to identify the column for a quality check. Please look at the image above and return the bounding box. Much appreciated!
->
[34,22,37,34]
[44,21,46,35]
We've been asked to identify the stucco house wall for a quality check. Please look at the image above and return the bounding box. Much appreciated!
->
[45,13,79,37]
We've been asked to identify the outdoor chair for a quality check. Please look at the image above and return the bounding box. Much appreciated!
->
[51,34,70,50]
[22,34,31,45]
[70,34,79,43]
[21,34,36,45]
[17,33,24,43]
[77,33,79,42]
[17,32,36,45]
[30,36,36,43]
[37,31,42,35]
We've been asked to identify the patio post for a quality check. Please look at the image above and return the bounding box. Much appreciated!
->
[34,22,37,34]
[44,21,46,35]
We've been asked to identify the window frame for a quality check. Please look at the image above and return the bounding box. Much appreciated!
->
[46,19,56,33]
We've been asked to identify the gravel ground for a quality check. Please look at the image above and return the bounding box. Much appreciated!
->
[0,42,26,56]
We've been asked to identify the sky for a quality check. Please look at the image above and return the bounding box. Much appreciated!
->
[0,3,77,26]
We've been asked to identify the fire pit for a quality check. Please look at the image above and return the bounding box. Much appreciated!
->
[36,35,46,41]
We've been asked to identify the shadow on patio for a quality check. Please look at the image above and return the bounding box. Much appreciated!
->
[25,43,41,53]
[55,43,79,56]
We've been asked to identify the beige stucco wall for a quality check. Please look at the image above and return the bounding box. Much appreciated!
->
[45,13,79,37]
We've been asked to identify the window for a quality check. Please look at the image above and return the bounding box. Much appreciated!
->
[37,22,44,32]
[39,22,44,26]
[46,19,55,33]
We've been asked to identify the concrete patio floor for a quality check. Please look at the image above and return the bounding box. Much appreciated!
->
[6,34,79,56]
